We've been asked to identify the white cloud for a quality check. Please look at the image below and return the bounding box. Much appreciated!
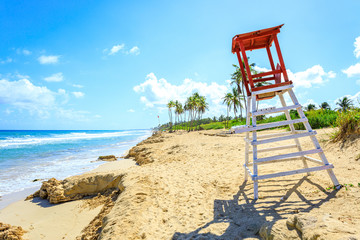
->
[252,65,334,89]
[5,109,13,115]
[23,49,32,55]
[253,66,269,73]
[16,49,32,55]
[54,108,91,122]
[129,46,140,55]
[109,44,125,55]
[58,89,66,94]
[287,65,335,88]
[72,84,83,88]
[134,73,229,116]
[127,109,135,113]
[72,91,84,98]
[0,58,13,64]
[342,63,360,77]
[38,55,60,64]
[333,91,360,109]
[0,78,56,116]
[0,77,99,121]
[354,36,360,59]
[0,77,96,121]
[44,72,64,82]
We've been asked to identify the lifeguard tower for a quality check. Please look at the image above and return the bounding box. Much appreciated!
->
[231,24,341,199]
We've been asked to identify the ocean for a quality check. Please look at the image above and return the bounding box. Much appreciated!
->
[0,129,151,197]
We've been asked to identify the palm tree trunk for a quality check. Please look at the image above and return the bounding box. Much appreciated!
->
[242,84,247,113]
[239,97,243,120]
[226,106,229,128]
[233,103,237,120]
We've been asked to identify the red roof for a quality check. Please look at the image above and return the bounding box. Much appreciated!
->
[232,24,284,53]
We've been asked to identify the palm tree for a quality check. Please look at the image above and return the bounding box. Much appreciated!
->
[231,64,253,118]
[319,102,331,110]
[197,96,209,127]
[185,95,197,130]
[167,100,175,131]
[336,97,353,112]
[174,101,183,131]
[305,104,316,111]
[223,92,233,128]
[230,87,240,120]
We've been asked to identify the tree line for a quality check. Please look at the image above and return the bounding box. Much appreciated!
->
[167,92,209,131]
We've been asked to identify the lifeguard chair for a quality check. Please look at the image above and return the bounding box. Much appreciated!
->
[231,25,341,199]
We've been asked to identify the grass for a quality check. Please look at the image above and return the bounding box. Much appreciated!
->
[332,109,360,142]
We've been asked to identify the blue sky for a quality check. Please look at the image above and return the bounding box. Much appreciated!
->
[1,0,360,130]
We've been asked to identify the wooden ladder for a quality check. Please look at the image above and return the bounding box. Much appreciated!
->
[232,84,341,199]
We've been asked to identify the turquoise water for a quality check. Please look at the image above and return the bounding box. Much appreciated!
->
[0,130,151,196]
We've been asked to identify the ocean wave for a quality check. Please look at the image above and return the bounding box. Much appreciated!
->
[0,130,151,148]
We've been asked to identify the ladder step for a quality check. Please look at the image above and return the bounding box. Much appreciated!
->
[247,157,302,166]
[254,149,323,164]
[252,84,294,95]
[249,144,297,154]
[255,164,334,181]
[233,118,308,133]
[251,104,301,116]
[304,155,323,164]
[247,130,307,140]
[251,131,317,145]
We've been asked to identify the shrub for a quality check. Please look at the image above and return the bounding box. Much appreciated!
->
[332,109,360,142]
[293,109,337,130]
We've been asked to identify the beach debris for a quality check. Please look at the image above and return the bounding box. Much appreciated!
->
[0,222,26,240]
[259,213,359,239]
[98,155,117,161]
[25,172,125,204]
[32,178,43,182]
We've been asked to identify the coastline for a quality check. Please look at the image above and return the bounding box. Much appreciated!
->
[0,154,137,211]
[0,158,138,240]
[1,128,360,239]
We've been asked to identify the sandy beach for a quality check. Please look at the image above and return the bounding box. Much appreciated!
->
[1,128,360,239]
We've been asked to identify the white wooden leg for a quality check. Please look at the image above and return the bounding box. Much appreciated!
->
[251,94,258,199]
[278,93,310,174]
[244,96,251,181]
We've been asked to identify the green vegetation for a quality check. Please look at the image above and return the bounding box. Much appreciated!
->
[332,108,360,141]
[159,63,360,142]
[293,109,338,130]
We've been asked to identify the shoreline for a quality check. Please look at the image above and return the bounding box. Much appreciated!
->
[0,186,39,211]
[0,158,137,211]
[0,157,138,240]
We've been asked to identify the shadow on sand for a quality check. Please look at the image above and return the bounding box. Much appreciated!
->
[172,176,339,239]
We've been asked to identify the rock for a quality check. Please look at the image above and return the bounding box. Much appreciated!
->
[259,220,299,240]
[26,173,125,204]
[125,146,154,165]
[0,222,26,240]
[260,213,360,240]
[123,133,167,165]
[98,155,117,161]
